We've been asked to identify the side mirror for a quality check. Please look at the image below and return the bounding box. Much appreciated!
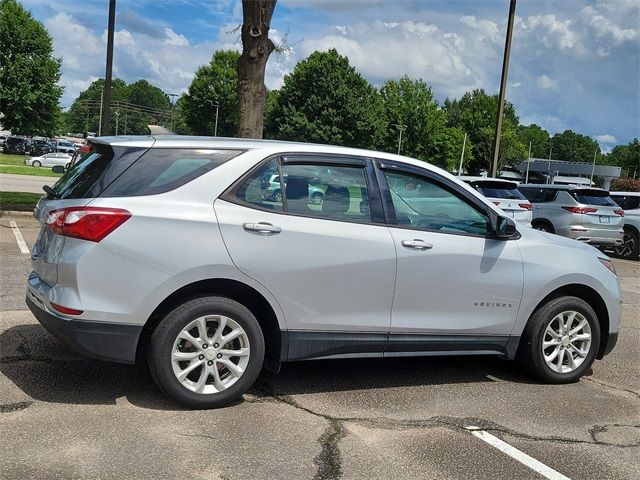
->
[51,165,65,174]
[491,214,518,239]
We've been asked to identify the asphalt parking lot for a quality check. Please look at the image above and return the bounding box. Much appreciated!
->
[1,214,638,480]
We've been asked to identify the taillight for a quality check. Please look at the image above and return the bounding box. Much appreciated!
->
[518,203,533,211]
[51,303,83,315]
[614,209,624,217]
[46,207,131,242]
[561,206,598,214]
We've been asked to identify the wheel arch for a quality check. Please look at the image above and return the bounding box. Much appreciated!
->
[519,283,610,359]
[531,218,554,232]
[137,278,284,371]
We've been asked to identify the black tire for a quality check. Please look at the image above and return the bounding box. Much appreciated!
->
[65,162,71,170]
[32,160,41,168]
[148,296,265,409]
[517,296,600,383]
[273,190,282,202]
[311,192,324,205]
[532,220,554,233]
[615,228,639,261]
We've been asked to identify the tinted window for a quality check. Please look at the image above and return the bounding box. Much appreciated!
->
[281,162,372,223]
[570,190,617,206]
[476,186,526,200]
[101,148,242,197]
[612,195,640,210]
[384,171,488,236]
[520,188,557,203]
[231,158,283,212]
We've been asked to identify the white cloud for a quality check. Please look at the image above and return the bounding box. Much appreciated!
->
[518,14,582,52]
[164,28,190,47]
[581,5,639,45]
[536,74,558,90]
[596,134,617,143]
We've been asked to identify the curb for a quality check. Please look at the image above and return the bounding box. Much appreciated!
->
[0,210,35,217]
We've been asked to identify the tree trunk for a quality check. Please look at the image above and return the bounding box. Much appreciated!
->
[236,0,277,138]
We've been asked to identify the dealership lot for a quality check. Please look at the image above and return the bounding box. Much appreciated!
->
[1,214,638,480]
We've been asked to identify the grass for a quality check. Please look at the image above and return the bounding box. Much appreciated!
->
[0,165,62,177]
[0,152,30,166]
[0,191,42,211]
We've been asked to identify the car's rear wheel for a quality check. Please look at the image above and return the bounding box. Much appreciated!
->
[311,192,324,205]
[148,296,265,408]
[518,296,600,383]
[32,160,41,168]
[615,228,639,260]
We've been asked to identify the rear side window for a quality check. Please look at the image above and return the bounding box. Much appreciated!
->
[612,195,640,210]
[570,190,617,206]
[520,188,557,203]
[101,148,242,197]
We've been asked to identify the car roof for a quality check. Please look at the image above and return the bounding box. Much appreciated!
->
[610,191,640,196]
[458,176,519,188]
[518,183,609,192]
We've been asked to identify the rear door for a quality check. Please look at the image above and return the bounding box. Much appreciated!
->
[215,154,396,356]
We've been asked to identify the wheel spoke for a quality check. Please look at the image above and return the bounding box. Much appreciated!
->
[544,346,561,363]
[569,319,588,336]
[218,358,244,377]
[543,339,561,349]
[545,325,561,339]
[221,328,243,345]
[178,331,199,347]
[196,317,209,344]
[220,347,250,357]
[177,359,203,381]
[569,344,587,358]
[193,366,209,393]
[212,365,225,391]
[566,350,576,369]
[172,351,199,361]
[572,333,591,342]
[555,348,565,373]
[564,311,577,332]
[212,317,228,343]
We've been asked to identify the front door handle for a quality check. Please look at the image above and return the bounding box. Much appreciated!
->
[401,239,433,251]
[242,222,282,236]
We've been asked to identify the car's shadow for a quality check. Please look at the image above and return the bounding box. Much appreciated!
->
[1,324,538,411]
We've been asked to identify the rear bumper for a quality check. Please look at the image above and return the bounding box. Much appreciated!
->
[561,226,624,246]
[26,295,142,364]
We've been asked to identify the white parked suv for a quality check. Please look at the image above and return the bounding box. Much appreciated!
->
[460,177,532,226]
[27,136,621,408]
[609,191,640,260]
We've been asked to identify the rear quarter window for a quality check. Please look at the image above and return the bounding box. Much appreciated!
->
[520,188,557,203]
[100,148,243,197]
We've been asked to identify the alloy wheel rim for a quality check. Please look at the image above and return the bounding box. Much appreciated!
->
[542,310,591,374]
[171,315,250,394]
[616,233,635,257]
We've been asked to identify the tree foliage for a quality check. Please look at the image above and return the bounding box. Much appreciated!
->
[606,138,639,177]
[517,123,550,159]
[182,50,239,137]
[443,89,520,173]
[550,129,600,162]
[0,0,63,135]
[266,49,385,149]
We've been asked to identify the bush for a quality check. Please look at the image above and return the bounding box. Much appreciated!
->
[610,178,640,192]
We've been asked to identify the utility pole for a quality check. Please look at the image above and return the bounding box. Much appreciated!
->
[491,0,517,178]
[98,89,104,136]
[458,132,467,175]
[393,124,407,155]
[590,147,598,184]
[525,141,532,183]
[100,0,116,136]
[167,93,178,131]
[115,111,120,135]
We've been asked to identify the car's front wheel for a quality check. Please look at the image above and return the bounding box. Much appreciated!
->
[32,160,41,168]
[518,296,600,383]
[148,296,265,408]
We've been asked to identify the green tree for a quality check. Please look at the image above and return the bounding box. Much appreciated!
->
[182,50,240,137]
[443,89,519,173]
[550,129,600,162]
[66,78,129,135]
[606,138,640,178]
[125,79,171,134]
[266,49,385,149]
[0,0,63,135]
[517,124,550,159]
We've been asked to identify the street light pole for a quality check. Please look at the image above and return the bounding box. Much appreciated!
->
[392,124,407,155]
[491,0,517,178]
[115,111,120,135]
[167,93,178,131]
[100,0,116,136]
[458,132,467,175]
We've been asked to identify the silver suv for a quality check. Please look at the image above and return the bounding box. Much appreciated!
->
[609,191,640,260]
[27,136,621,408]
[519,184,624,246]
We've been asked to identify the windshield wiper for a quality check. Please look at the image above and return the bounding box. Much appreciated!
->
[42,185,60,199]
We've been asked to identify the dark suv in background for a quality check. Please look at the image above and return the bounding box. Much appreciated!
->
[3,135,29,154]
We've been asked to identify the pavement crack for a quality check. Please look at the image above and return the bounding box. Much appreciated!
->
[0,401,33,413]
[314,419,345,480]
[583,376,640,399]
[0,331,89,365]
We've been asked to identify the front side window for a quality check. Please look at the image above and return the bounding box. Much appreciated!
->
[384,171,488,236]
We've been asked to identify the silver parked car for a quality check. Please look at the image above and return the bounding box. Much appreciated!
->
[25,152,72,168]
[27,136,621,408]
[519,184,624,246]
[460,177,532,226]
[609,191,640,260]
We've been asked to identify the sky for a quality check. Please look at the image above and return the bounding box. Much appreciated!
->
[21,0,640,150]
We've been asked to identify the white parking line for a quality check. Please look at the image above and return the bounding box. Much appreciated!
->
[466,426,571,480]
[9,220,30,254]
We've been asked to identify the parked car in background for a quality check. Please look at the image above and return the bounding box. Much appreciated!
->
[29,138,53,157]
[609,191,640,260]
[25,152,72,168]
[3,135,29,154]
[261,173,326,204]
[0,135,7,147]
[27,136,621,408]
[460,177,532,226]
[519,184,624,247]
[54,140,78,154]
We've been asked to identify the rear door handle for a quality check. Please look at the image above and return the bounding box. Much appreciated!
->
[242,222,282,235]
[401,239,433,251]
